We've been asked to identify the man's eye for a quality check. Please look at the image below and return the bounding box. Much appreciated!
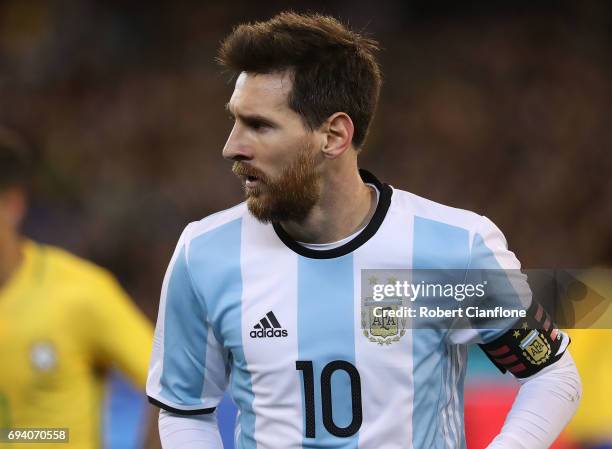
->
[248,121,270,131]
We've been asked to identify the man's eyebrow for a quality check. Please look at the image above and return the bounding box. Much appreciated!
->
[225,103,278,126]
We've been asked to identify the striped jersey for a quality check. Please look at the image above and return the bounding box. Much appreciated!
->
[147,170,530,449]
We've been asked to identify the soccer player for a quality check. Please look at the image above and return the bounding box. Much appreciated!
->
[0,127,160,449]
[147,12,582,449]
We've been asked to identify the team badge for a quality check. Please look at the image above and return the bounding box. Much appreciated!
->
[520,330,551,365]
[361,299,407,345]
[30,341,58,372]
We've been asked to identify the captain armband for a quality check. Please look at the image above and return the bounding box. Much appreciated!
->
[479,300,568,378]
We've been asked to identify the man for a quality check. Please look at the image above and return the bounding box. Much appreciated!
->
[147,12,581,449]
[0,127,159,449]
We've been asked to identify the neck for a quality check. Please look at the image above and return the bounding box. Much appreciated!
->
[280,164,375,244]
[0,236,24,288]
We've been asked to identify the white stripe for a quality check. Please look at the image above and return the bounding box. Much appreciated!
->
[477,216,531,309]
[354,201,414,449]
[441,344,465,449]
[442,347,449,448]
[441,348,454,449]
[201,326,229,406]
[240,216,302,448]
[450,346,464,449]
[188,203,247,243]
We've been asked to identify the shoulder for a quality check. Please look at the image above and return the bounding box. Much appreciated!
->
[36,242,122,293]
[390,187,486,235]
[388,188,516,269]
[39,243,114,282]
[180,202,249,253]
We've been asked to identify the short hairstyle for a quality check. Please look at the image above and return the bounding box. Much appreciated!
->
[0,126,34,191]
[217,11,382,148]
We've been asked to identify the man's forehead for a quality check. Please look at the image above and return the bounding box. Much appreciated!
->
[229,71,292,112]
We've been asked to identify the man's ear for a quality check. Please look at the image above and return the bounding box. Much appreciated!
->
[0,187,27,229]
[320,112,354,159]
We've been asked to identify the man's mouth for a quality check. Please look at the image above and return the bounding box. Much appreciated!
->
[245,174,260,188]
[233,163,265,189]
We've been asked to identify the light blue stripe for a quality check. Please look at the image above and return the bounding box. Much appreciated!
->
[412,216,470,449]
[520,330,539,349]
[412,217,470,270]
[298,255,359,449]
[189,218,256,449]
[160,245,209,405]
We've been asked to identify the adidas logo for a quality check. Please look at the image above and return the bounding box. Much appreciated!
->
[249,311,288,338]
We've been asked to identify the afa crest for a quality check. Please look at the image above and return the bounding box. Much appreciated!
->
[361,300,407,346]
[520,331,551,365]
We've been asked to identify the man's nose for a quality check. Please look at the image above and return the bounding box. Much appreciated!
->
[222,125,254,161]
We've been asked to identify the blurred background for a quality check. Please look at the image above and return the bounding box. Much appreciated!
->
[1,0,611,448]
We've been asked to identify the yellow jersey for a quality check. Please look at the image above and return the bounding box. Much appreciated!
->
[0,240,154,449]
[566,269,612,443]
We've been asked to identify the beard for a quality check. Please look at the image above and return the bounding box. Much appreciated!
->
[232,141,320,224]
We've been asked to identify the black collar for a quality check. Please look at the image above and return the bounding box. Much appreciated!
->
[272,169,393,259]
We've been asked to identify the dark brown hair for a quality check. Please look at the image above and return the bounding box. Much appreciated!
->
[0,126,34,191]
[217,12,382,148]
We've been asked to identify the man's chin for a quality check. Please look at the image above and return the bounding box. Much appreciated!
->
[246,198,276,223]
[246,197,317,224]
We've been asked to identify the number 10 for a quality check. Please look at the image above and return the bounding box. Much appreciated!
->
[296,360,362,438]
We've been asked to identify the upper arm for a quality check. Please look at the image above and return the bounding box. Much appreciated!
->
[146,225,230,415]
[448,216,532,345]
[452,216,570,377]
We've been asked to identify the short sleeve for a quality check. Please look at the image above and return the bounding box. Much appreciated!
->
[146,225,230,415]
[449,216,570,378]
[448,216,532,345]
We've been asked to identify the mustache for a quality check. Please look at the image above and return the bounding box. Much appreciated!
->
[232,162,268,182]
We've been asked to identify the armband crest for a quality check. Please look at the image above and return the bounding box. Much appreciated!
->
[479,300,567,378]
